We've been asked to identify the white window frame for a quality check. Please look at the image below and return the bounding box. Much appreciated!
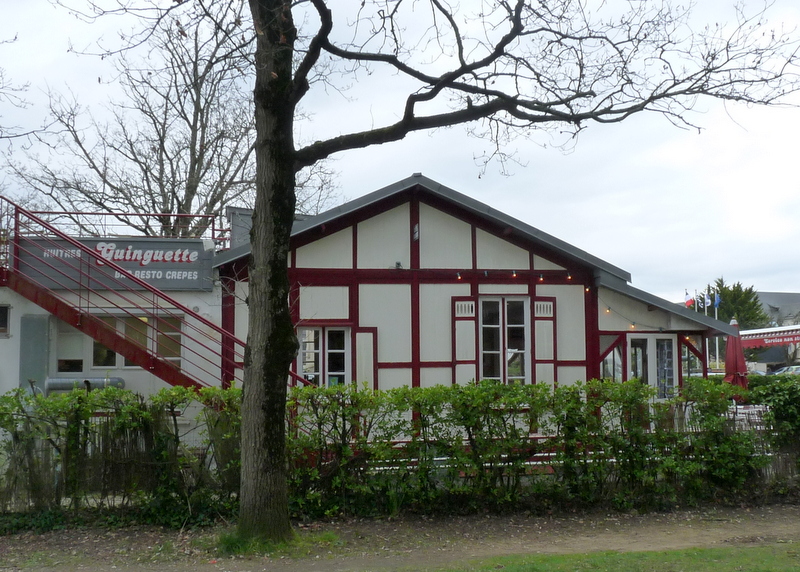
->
[628,334,678,399]
[479,297,531,384]
[297,327,351,387]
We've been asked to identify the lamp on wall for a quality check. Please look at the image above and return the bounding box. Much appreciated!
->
[512,270,517,278]
[538,274,544,282]
[457,272,462,280]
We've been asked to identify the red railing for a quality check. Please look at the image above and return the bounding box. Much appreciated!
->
[0,196,245,390]
[26,209,228,248]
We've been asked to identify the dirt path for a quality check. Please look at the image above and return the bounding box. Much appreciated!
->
[3,504,800,571]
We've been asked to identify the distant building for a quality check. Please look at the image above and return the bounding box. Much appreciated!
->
[757,292,800,327]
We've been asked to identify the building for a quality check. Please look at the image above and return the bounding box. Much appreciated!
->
[215,174,734,396]
[1,175,735,397]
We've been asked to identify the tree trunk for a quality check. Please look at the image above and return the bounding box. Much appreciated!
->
[238,0,298,541]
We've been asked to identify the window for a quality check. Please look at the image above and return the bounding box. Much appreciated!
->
[655,339,675,399]
[628,335,677,399]
[93,316,117,367]
[0,305,9,337]
[115,315,182,369]
[602,346,623,382]
[124,316,149,367]
[156,317,182,370]
[297,327,350,386]
[480,298,530,384]
[57,319,84,373]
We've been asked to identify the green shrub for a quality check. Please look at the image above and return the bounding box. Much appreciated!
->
[0,377,779,527]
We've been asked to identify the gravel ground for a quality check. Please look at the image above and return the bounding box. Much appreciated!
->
[3,504,800,571]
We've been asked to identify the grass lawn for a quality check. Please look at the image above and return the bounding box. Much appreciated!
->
[441,545,800,572]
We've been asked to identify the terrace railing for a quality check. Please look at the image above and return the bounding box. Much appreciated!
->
[0,196,245,390]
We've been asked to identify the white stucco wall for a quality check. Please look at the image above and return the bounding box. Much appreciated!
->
[418,204,472,269]
[597,287,675,332]
[359,283,412,363]
[419,283,470,362]
[533,254,565,271]
[475,228,530,270]
[537,284,586,361]
[295,227,353,268]
[420,367,452,388]
[298,286,350,321]
[378,368,412,391]
[557,365,587,386]
[357,204,410,269]
[0,290,42,394]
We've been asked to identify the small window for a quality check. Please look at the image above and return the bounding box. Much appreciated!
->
[297,327,350,387]
[0,305,9,336]
[93,316,118,367]
[156,317,182,370]
[124,317,149,367]
[326,329,347,386]
[56,319,84,373]
[299,329,321,385]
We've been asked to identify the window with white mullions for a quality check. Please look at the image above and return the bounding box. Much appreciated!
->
[326,329,347,386]
[299,328,321,385]
[480,298,530,384]
[297,327,350,386]
[628,334,677,399]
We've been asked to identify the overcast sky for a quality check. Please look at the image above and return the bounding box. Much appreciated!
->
[2,1,800,305]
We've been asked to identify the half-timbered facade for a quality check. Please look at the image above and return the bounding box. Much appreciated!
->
[215,174,735,394]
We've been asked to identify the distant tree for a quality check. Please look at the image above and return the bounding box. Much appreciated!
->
[0,35,30,140]
[715,278,771,330]
[5,2,338,237]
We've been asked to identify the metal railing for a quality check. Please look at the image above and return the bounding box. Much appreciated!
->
[0,195,245,389]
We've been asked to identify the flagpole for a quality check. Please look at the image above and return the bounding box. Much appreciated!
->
[702,287,709,367]
[715,288,721,370]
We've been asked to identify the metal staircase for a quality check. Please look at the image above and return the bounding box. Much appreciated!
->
[0,196,246,390]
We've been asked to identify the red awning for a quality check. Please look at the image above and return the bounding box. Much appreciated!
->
[740,327,800,349]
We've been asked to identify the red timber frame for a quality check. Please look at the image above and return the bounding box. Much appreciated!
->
[216,183,718,392]
[226,184,601,389]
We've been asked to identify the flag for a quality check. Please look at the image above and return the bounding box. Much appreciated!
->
[685,290,694,307]
[704,291,711,308]
[696,290,704,309]
[714,291,721,308]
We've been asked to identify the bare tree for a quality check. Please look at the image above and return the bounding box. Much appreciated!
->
[48,0,800,540]
[6,2,338,238]
[0,35,31,141]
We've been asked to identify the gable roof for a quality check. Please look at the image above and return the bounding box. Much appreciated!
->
[213,173,736,336]
[214,173,629,278]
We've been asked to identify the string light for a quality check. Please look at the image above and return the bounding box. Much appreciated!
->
[599,295,666,331]
[567,273,572,280]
